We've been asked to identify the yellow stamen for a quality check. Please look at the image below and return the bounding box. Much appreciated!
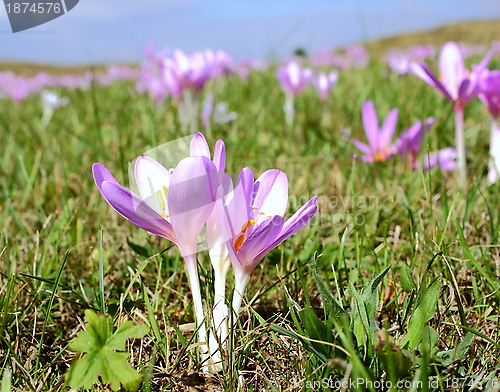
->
[162,185,169,198]
[156,190,166,210]
[374,151,386,162]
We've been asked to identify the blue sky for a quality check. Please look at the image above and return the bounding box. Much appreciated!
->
[0,0,499,65]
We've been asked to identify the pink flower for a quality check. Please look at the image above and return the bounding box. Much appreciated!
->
[312,71,338,101]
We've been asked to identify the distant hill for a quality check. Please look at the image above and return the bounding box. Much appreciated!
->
[364,20,500,55]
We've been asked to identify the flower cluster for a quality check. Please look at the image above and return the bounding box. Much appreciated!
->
[92,133,317,373]
[0,66,138,102]
[276,60,338,125]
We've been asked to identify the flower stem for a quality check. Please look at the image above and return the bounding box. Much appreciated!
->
[213,256,230,306]
[454,106,466,189]
[284,95,294,127]
[488,117,500,184]
[231,274,250,327]
[183,254,207,359]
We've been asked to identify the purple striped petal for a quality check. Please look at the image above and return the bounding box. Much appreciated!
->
[380,108,399,147]
[341,129,372,155]
[362,100,379,150]
[252,169,288,224]
[93,163,119,191]
[168,156,218,257]
[253,197,317,267]
[239,215,284,273]
[215,187,244,277]
[190,132,211,159]
[100,181,175,242]
[410,62,454,102]
[213,139,226,173]
[439,42,467,99]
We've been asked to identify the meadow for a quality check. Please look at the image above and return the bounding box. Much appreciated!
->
[1,22,500,391]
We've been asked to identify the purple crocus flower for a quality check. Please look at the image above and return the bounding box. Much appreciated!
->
[411,41,495,188]
[423,148,458,171]
[342,100,399,162]
[478,70,500,183]
[478,70,500,120]
[276,61,312,97]
[216,168,317,320]
[276,61,312,125]
[312,71,338,101]
[385,50,412,75]
[410,42,492,107]
[397,117,435,167]
[93,134,225,370]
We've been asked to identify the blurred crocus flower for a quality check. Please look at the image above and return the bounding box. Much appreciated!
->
[411,41,494,188]
[397,117,435,167]
[41,89,69,111]
[342,100,399,162]
[423,148,458,171]
[411,42,492,106]
[346,45,369,68]
[276,61,312,125]
[40,89,69,129]
[478,70,500,183]
[201,92,237,130]
[406,45,436,60]
[276,61,312,97]
[216,168,317,322]
[385,50,412,75]
[312,71,338,101]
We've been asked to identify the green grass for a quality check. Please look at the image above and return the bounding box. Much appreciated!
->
[1,32,500,391]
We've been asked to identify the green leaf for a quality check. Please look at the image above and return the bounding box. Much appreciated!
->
[403,279,441,349]
[127,239,152,258]
[398,264,416,292]
[350,266,390,353]
[298,306,333,359]
[310,259,347,322]
[68,351,102,389]
[106,322,150,351]
[101,350,143,392]
[435,332,474,365]
[67,310,149,391]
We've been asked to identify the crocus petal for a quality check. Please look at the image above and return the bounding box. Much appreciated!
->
[252,197,318,268]
[215,187,245,277]
[168,156,219,257]
[190,132,211,159]
[213,139,226,173]
[252,169,288,224]
[380,108,399,147]
[341,129,372,155]
[238,215,284,273]
[362,100,379,150]
[410,62,454,102]
[457,79,474,102]
[439,42,467,99]
[134,157,172,216]
[100,181,175,242]
[93,163,120,192]
[423,147,457,171]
